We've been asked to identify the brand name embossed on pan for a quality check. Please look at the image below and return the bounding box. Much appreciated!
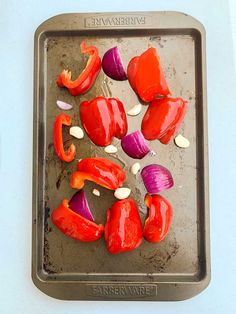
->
[89,285,157,297]
[85,16,146,28]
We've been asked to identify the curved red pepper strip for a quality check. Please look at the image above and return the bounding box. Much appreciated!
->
[70,157,126,190]
[143,194,172,243]
[141,97,187,144]
[127,47,170,102]
[51,199,104,242]
[105,198,143,254]
[53,113,76,162]
[56,42,101,96]
[127,56,139,92]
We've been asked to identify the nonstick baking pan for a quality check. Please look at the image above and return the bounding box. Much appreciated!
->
[32,11,210,301]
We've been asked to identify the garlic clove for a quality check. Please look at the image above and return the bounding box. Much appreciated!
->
[69,126,84,139]
[114,187,131,200]
[92,189,100,197]
[131,162,141,175]
[127,103,142,116]
[104,145,118,154]
[174,134,190,148]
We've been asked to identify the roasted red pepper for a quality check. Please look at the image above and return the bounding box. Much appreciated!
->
[57,42,101,96]
[109,98,128,139]
[143,194,172,243]
[70,157,126,190]
[53,113,76,162]
[51,199,104,242]
[127,47,170,102]
[105,199,143,254]
[80,97,114,146]
[141,97,187,144]
[80,96,127,146]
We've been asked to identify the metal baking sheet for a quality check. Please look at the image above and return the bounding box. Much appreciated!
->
[32,11,210,301]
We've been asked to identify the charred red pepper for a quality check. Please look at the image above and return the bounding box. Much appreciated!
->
[105,199,142,254]
[143,194,172,243]
[80,96,127,146]
[53,113,76,162]
[57,42,101,96]
[141,97,187,144]
[127,47,170,102]
[70,157,126,190]
[51,199,104,242]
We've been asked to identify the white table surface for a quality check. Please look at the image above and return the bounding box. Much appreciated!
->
[1,0,236,313]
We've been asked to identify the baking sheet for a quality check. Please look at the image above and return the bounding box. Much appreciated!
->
[32,11,210,300]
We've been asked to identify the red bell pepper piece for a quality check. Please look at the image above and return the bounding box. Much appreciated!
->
[143,194,172,243]
[53,113,76,162]
[80,96,127,146]
[70,157,126,190]
[56,42,101,96]
[109,97,128,139]
[141,97,187,144]
[105,199,143,254]
[127,47,170,102]
[51,199,104,242]
[80,96,114,146]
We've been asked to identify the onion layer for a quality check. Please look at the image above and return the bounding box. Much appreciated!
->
[102,47,127,81]
[141,164,174,194]
[121,131,151,159]
[69,190,94,221]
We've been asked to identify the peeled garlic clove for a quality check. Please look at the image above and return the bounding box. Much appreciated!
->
[174,134,190,148]
[127,103,142,116]
[92,189,100,197]
[70,126,84,139]
[114,187,131,200]
[131,162,141,175]
[104,145,118,154]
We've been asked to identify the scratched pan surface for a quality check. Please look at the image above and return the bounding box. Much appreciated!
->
[32,12,210,300]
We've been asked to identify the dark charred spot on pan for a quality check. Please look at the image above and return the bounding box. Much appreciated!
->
[44,206,51,233]
[149,36,164,48]
[149,36,160,41]
[43,234,58,274]
[56,165,72,189]
[43,237,57,274]
[139,237,179,272]
[45,38,58,52]
[48,142,54,150]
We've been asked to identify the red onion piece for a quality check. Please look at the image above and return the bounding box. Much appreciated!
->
[141,164,174,194]
[56,100,73,110]
[102,47,127,81]
[121,131,151,159]
[69,190,94,221]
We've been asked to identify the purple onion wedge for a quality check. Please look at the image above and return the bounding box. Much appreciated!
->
[121,131,151,159]
[69,190,94,221]
[56,100,73,110]
[102,47,127,81]
[141,164,174,194]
